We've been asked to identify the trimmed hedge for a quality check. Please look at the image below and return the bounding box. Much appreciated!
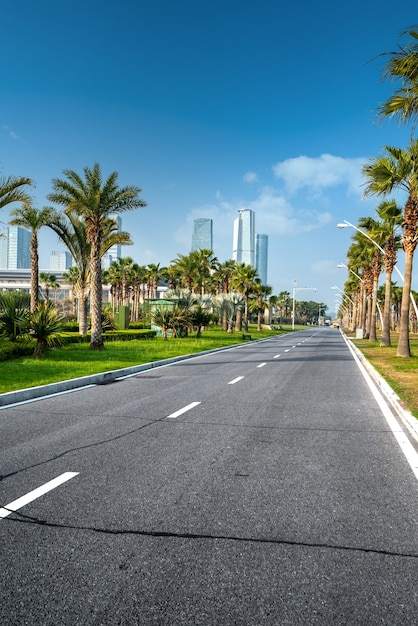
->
[63,330,157,343]
[0,342,34,361]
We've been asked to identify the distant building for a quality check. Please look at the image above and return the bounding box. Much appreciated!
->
[102,215,122,269]
[232,209,255,266]
[255,234,268,285]
[0,225,31,269]
[191,218,213,251]
[50,250,72,271]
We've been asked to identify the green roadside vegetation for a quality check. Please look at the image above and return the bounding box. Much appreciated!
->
[348,331,418,420]
[0,325,301,394]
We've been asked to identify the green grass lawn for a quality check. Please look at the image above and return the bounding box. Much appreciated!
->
[349,331,418,420]
[0,325,295,393]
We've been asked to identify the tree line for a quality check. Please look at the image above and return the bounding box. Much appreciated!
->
[338,25,418,357]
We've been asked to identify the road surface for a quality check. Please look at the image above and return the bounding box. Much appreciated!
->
[1,328,417,624]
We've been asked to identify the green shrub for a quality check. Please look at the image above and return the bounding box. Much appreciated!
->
[0,341,33,361]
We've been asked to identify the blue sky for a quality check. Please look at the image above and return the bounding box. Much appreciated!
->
[1,1,417,312]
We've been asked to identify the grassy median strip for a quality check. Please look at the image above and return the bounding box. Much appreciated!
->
[0,326,289,394]
[349,332,418,420]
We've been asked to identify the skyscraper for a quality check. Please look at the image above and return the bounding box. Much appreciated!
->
[256,234,268,285]
[232,209,255,266]
[50,250,72,271]
[191,218,213,251]
[0,226,31,269]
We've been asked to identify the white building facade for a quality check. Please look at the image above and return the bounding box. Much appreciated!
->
[232,209,255,266]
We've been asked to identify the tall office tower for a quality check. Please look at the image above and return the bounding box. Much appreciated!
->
[102,215,122,269]
[256,234,268,285]
[191,218,213,251]
[232,209,255,266]
[50,250,72,271]
[0,225,31,269]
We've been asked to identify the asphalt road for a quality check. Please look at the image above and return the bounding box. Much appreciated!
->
[1,328,418,625]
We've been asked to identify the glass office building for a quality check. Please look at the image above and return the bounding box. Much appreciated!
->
[191,218,213,251]
[256,234,268,285]
[0,226,31,269]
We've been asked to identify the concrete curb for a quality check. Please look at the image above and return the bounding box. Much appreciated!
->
[346,336,418,442]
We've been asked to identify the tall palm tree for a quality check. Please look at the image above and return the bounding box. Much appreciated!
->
[231,263,260,332]
[363,142,418,357]
[47,163,146,349]
[215,259,237,295]
[39,272,59,305]
[373,200,403,346]
[0,175,33,210]
[9,205,56,312]
[378,26,418,130]
[48,211,132,334]
[254,283,272,331]
[170,253,198,292]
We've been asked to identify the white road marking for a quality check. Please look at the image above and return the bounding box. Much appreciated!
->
[274,355,281,359]
[284,349,290,353]
[167,401,201,418]
[257,363,267,368]
[0,472,79,519]
[228,376,244,385]
[345,339,418,482]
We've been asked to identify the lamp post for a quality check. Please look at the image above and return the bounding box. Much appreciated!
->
[292,279,316,330]
[337,220,418,319]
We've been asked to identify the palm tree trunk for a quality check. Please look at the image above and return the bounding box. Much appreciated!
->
[369,279,378,341]
[90,236,104,350]
[397,251,413,357]
[381,271,393,346]
[30,233,39,312]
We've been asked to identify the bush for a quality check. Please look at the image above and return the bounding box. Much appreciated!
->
[0,341,33,361]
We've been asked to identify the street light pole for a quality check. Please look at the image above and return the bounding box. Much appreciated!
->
[292,279,316,330]
[337,220,418,319]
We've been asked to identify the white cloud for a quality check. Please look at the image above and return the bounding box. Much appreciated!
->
[3,125,19,140]
[243,171,259,183]
[272,154,365,196]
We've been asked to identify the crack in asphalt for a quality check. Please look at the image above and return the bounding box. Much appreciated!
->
[3,509,418,559]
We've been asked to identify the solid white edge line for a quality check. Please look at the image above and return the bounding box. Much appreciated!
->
[228,376,244,385]
[167,401,201,419]
[0,472,79,519]
[345,339,418,481]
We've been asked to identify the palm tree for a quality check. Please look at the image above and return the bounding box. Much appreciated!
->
[254,283,272,331]
[231,263,260,332]
[0,175,33,210]
[0,291,31,341]
[146,263,166,299]
[21,302,66,358]
[170,253,198,292]
[9,205,56,312]
[378,26,418,130]
[47,163,146,349]
[39,272,59,305]
[373,200,403,346]
[48,211,132,334]
[363,142,418,357]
